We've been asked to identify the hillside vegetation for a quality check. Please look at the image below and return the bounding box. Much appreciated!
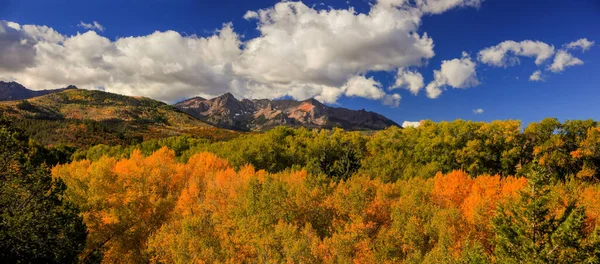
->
[4,117,600,263]
[75,118,600,182]
[0,89,238,147]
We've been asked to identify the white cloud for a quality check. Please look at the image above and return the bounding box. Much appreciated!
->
[473,108,483,114]
[549,50,583,73]
[378,0,484,14]
[412,0,484,14]
[0,1,485,104]
[21,24,65,43]
[0,21,36,71]
[402,121,421,128]
[243,11,259,20]
[383,93,401,107]
[565,38,594,52]
[234,1,435,95]
[478,40,555,67]
[343,75,386,99]
[78,21,105,32]
[0,21,65,71]
[340,75,401,107]
[529,70,543,82]
[425,53,479,98]
[0,21,242,102]
[377,0,409,8]
[392,68,424,95]
[6,21,21,30]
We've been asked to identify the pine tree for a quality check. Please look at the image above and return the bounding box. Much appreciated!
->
[318,143,361,181]
[0,117,87,263]
[492,165,600,263]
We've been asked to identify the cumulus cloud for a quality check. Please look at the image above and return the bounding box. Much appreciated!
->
[343,75,386,99]
[0,21,68,72]
[0,21,37,71]
[425,53,479,98]
[243,11,259,20]
[340,76,401,107]
[234,1,435,95]
[529,70,543,82]
[78,21,105,32]
[549,50,583,73]
[383,94,401,107]
[478,40,555,67]
[0,21,241,102]
[565,38,594,52]
[5,21,20,30]
[478,38,592,79]
[473,108,483,114]
[0,0,485,104]
[392,68,424,95]
[402,121,421,128]
[378,0,483,13]
[418,0,483,14]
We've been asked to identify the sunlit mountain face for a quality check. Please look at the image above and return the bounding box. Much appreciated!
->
[174,92,399,131]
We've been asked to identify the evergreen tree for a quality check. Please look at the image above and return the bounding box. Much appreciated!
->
[0,117,87,263]
[318,145,361,181]
[492,165,600,263]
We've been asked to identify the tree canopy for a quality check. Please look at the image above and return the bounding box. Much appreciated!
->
[0,117,87,263]
[4,117,600,263]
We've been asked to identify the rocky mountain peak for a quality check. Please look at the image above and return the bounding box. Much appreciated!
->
[220,92,235,99]
[174,93,400,131]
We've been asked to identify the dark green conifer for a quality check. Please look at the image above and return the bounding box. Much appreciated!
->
[493,165,600,263]
[0,117,87,263]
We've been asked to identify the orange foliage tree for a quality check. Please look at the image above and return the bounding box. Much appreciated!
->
[53,147,185,263]
[52,146,600,263]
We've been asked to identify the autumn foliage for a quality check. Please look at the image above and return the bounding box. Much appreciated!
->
[0,117,593,263]
[50,146,600,263]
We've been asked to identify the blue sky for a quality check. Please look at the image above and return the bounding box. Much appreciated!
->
[1,0,599,126]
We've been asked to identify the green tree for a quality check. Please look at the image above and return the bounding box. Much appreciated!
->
[0,117,87,263]
[318,143,361,181]
[492,165,600,263]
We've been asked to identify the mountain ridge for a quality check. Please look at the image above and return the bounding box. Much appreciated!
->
[175,93,400,131]
[0,86,238,147]
[0,81,78,101]
[1,81,400,135]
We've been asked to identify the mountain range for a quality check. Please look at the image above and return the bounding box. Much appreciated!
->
[0,84,230,147]
[174,93,399,131]
[0,82,400,144]
[0,81,77,101]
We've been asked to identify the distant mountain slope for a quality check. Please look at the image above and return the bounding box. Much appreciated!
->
[0,81,77,101]
[0,87,236,147]
[175,93,400,131]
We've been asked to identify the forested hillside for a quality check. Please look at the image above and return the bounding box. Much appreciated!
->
[73,118,600,182]
[0,89,238,147]
[3,117,600,263]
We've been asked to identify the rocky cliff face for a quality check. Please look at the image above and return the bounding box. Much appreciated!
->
[175,93,400,131]
[0,81,77,101]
